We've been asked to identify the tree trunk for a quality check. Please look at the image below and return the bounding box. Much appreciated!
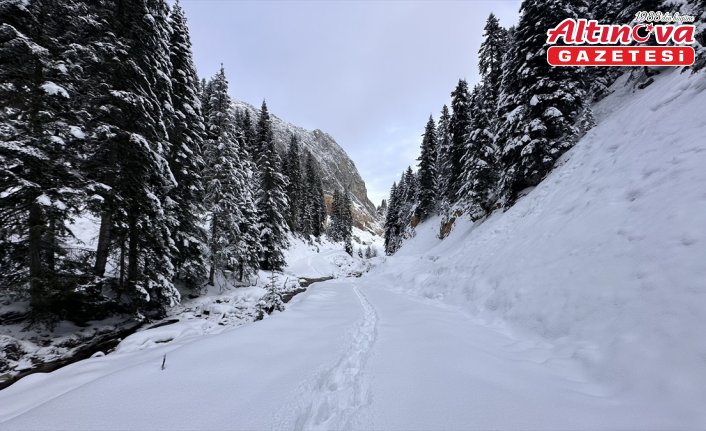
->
[28,202,44,309]
[127,214,139,287]
[118,238,126,299]
[45,217,56,273]
[94,210,112,276]
[208,214,217,286]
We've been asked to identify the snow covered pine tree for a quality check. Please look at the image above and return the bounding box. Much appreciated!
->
[254,101,289,271]
[0,0,90,317]
[416,116,437,222]
[495,0,589,206]
[166,2,208,289]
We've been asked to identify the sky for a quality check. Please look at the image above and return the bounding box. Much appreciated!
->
[177,0,522,206]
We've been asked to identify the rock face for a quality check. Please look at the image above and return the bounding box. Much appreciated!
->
[233,100,379,231]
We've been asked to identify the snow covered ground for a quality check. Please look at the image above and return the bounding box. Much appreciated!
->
[1,69,705,429]
[2,279,702,429]
[0,230,380,385]
[376,68,706,423]
[284,227,382,279]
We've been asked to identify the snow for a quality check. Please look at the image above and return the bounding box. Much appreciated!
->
[68,126,85,139]
[283,228,382,278]
[49,136,65,146]
[66,213,100,247]
[40,82,69,98]
[0,282,367,430]
[0,70,705,429]
[35,194,51,206]
[0,230,379,390]
[114,284,267,355]
[1,279,698,429]
[543,106,562,117]
[375,68,706,424]
[0,316,138,380]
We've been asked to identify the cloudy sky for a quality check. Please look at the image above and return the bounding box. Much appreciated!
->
[178,0,521,205]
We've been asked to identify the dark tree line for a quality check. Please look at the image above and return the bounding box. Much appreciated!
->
[384,168,417,255]
[279,134,329,239]
[329,187,353,255]
[0,0,328,322]
[240,112,350,252]
[384,0,705,255]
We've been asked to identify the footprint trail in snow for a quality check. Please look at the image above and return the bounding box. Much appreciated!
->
[295,284,378,431]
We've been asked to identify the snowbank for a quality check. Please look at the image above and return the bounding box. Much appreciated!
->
[372,69,706,416]
[284,228,382,279]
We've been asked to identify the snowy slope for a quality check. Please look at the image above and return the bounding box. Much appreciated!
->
[373,68,706,419]
[284,227,383,278]
[283,229,381,280]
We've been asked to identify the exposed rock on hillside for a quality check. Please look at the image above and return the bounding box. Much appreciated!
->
[233,100,379,231]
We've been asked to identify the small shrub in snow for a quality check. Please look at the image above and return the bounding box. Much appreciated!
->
[256,274,285,320]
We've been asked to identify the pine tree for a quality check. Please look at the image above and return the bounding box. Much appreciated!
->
[240,109,256,153]
[460,84,499,220]
[254,101,273,159]
[282,134,303,232]
[234,161,261,282]
[383,182,401,255]
[0,0,90,315]
[223,105,261,283]
[330,188,353,255]
[84,0,180,315]
[342,187,354,255]
[329,189,342,241]
[402,167,418,210]
[416,115,437,221]
[376,199,388,219]
[300,151,327,238]
[383,167,418,255]
[166,1,208,288]
[448,80,472,203]
[233,108,243,131]
[436,105,453,213]
[496,0,589,206]
[255,100,289,270]
[202,67,255,285]
[586,1,631,99]
[199,77,213,119]
[457,16,508,220]
[478,13,510,104]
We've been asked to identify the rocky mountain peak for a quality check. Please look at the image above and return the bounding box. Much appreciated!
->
[233,100,380,232]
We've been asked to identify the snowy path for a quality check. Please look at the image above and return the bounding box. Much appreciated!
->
[0,278,696,429]
[295,284,377,430]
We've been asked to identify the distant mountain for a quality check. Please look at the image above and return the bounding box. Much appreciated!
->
[233,100,380,232]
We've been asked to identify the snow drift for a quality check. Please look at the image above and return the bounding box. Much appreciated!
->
[373,69,706,418]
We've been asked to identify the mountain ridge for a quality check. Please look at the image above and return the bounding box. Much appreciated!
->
[232,100,380,232]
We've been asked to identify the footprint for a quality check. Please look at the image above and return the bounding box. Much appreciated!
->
[295,285,378,430]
